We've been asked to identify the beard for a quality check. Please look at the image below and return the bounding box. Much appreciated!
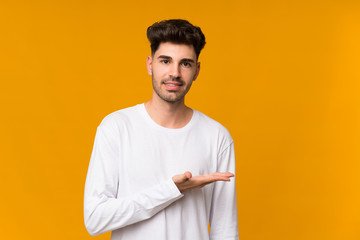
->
[152,76,193,103]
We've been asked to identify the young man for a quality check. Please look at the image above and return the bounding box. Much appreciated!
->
[84,19,239,240]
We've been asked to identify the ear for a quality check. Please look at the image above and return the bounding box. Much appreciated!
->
[146,55,153,75]
[193,62,201,81]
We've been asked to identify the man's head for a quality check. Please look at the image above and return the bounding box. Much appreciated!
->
[147,19,206,60]
[146,19,206,103]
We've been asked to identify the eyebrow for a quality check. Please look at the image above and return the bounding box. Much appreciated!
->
[157,55,172,60]
[181,58,195,63]
[157,55,196,63]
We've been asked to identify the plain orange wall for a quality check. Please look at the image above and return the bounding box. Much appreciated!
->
[1,1,359,239]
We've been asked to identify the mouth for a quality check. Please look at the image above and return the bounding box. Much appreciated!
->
[163,81,183,91]
[163,79,183,84]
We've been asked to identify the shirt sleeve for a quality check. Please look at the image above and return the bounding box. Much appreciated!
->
[209,142,239,240]
[83,121,183,236]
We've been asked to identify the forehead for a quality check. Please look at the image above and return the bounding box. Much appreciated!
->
[154,42,196,60]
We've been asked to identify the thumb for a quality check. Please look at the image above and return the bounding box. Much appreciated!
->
[184,171,192,179]
[172,171,192,184]
[179,171,192,182]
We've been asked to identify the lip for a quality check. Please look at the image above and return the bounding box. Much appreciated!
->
[164,81,182,85]
[163,81,182,91]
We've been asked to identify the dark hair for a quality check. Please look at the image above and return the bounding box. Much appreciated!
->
[147,19,206,60]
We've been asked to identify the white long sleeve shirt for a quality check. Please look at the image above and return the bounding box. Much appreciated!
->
[84,104,239,240]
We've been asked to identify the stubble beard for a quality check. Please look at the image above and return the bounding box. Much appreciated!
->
[152,76,192,103]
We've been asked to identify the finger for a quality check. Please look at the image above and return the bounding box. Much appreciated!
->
[206,173,233,182]
[185,171,192,179]
[179,173,190,182]
[190,175,228,185]
[172,172,191,184]
[208,177,231,182]
[215,172,234,177]
[210,172,234,179]
[224,172,234,177]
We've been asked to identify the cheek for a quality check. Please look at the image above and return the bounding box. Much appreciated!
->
[153,67,166,78]
[183,70,197,81]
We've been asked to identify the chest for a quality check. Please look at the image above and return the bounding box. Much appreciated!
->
[118,126,218,190]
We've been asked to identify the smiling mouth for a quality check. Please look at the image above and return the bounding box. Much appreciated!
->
[163,81,183,91]
[163,81,183,86]
[165,83,181,86]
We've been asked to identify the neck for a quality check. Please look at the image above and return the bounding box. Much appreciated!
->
[144,93,193,129]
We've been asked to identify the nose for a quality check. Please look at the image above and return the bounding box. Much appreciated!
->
[169,63,181,78]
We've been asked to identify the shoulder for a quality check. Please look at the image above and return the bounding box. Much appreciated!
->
[98,104,143,130]
[196,111,232,137]
[195,110,233,144]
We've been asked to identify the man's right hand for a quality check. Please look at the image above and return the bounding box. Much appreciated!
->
[172,171,234,193]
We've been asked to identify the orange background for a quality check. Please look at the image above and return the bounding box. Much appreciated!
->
[1,0,359,239]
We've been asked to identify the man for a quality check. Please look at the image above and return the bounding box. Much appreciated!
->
[84,19,239,240]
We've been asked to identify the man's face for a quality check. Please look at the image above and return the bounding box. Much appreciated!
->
[147,42,200,103]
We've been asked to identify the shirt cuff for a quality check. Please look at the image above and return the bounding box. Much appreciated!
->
[166,178,184,198]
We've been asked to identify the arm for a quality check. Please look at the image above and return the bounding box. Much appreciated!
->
[83,123,183,236]
[209,142,239,240]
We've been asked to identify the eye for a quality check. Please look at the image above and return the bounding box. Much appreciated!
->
[181,62,192,67]
[160,59,170,64]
